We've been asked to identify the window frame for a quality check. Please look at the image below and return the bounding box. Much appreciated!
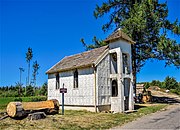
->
[73,69,78,89]
[122,53,130,74]
[55,73,60,90]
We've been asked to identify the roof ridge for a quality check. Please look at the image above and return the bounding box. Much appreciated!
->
[46,45,109,74]
[104,29,135,44]
[64,45,108,59]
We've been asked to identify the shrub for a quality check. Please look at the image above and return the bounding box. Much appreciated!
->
[30,96,47,102]
[170,89,180,95]
[14,97,23,102]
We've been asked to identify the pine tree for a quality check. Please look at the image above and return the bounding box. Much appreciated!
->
[82,0,180,91]
[26,47,33,86]
[32,60,40,87]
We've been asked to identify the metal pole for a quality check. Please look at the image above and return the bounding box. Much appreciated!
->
[62,83,64,115]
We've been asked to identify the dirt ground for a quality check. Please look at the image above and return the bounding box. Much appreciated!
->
[150,89,180,99]
[0,89,179,130]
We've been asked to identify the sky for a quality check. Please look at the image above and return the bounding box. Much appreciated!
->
[0,0,180,87]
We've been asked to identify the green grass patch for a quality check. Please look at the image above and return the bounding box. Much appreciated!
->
[53,104,167,129]
[0,96,47,110]
[0,101,167,129]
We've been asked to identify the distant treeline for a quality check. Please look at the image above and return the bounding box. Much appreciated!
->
[0,82,47,97]
[138,76,180,95]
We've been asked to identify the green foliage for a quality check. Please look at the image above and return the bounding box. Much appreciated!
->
[26,47,33,86]
[137,76,179,95]
[30,96,47,102]
[0,96,47,109]
[150,80,162,87]
[32,60,40,87]
[144,82,150,89]
[26,85,34,96]
[14,97,23,102]
[170,89,180,95]
[81,36,108,51]
[39,82,48,96]
[0,90,19,97]
[163,76,179,90]
[83,0,180,74]
[0,82,48,97]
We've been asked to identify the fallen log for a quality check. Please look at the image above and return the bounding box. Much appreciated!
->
[6,99,59,118]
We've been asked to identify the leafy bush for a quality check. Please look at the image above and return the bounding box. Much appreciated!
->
[39,82,47,96]
[164,76,178,90]
[14,97,23,102]
[30,96,47,102]
[26,85,35,96]
[170,89,180,95]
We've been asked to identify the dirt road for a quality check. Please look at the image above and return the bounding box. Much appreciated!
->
[112,104,180,130]
[112,89,180,130]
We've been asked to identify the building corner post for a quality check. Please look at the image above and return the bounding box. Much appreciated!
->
[94,66,97,113]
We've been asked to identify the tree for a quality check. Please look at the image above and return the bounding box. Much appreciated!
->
[82,0,180,92]
[39,82,47,96]
[26,47,33,86]
[144,82,150,89]
[151,80,162,87]
[32,60,40,87]
[26,85,34,96]
[15,82,23,96]
[164,76,178,90]
[19,67,25,95]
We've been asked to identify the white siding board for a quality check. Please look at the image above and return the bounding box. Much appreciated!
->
[48,68,95,106]
[97,54,111,106]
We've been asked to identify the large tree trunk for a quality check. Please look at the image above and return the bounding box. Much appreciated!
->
[6,99,59,118]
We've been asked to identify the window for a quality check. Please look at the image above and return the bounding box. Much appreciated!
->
[112,80,118,97]
[73,69,78,88]
[122,53,130,74]
[110,53,117,74]
[55,73,59,89]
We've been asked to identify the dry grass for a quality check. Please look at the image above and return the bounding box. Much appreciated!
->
[0,104,167,130]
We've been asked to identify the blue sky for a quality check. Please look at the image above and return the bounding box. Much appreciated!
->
[0,0,180,87]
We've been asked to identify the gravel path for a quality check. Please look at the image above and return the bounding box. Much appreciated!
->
[111,104,180,130]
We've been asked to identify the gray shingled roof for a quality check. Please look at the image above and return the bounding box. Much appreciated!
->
[46,45,109,74]
[104,29,135,44]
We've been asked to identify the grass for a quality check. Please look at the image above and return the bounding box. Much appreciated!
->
[0,103,167,130]
[0,96,46,110]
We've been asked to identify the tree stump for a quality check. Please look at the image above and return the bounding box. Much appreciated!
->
[6,99,59,118]
[27,112,46,120]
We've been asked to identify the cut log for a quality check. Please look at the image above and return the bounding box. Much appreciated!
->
[6,102,26,118]
[6,99,59,118]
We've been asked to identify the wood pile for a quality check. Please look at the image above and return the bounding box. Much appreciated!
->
[6,99,59,118]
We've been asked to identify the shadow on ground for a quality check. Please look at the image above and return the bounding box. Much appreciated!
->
[152,96,180,104]
[134,104,146,110]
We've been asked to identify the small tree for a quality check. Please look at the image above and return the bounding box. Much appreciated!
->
[144,82,150,89]
[26,47,33,86]
[39,82,47,96]
[151,80,162,87]
[15,82,23,96]
[164,76,178,90]
[26,85,34,96]
[32,60,40,87]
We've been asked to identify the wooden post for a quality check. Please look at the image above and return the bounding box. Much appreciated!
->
[60,83,67,115]
[62,84,65,115]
